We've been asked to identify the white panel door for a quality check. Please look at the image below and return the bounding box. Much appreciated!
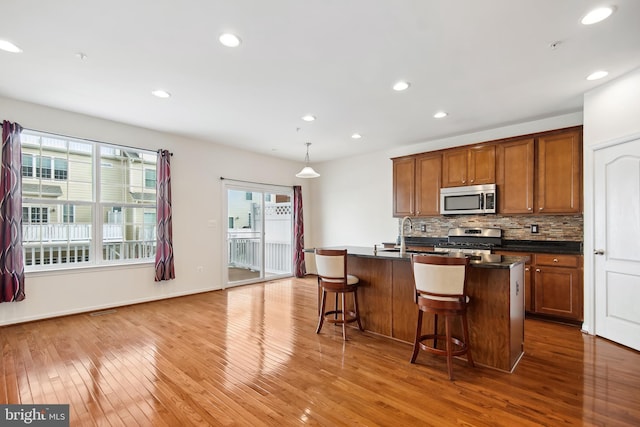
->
[594,138,640,351]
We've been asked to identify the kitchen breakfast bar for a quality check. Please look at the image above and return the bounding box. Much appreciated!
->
[308,247,527,372]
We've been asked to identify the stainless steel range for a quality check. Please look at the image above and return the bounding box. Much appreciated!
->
[434,227,502,256]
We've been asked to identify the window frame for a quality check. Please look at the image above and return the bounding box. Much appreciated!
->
[21,129,158,272]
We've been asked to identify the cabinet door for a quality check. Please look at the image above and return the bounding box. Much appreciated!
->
[393,157,415,217]
[469,145,496,185]
[414,153,441,216]
[534,266,582,321]
[537,130,582,213]
[442,149,468,187]
[497,138,534,214]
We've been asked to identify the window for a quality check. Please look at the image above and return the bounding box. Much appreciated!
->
[22,206,49,223]
[145,169,156,189]
[62,204,74,223]
[22,154,33,177]
[21,152,68,181]
[36,156,52,179]
[54,158,68,180]
[21,129,158,269]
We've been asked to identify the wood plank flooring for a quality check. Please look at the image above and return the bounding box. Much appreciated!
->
[1,276,639,426]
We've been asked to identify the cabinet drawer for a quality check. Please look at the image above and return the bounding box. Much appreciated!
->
[534,254,579,268]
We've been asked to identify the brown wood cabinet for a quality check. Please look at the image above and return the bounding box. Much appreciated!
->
[537,130,582,213]
[393,126,582,216]
[442,145,495,187]
[392,153,441,217]
[497,129,582,214]
[392,156,414,217]
[495,251,583,322]
[533,254,583,321]
[496,138,535,214]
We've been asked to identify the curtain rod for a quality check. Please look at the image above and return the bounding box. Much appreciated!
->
[16,124,165,156]
[219,176,291,188]
[157,149,173,156]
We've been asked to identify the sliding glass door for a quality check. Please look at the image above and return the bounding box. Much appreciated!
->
[224,182,293,287]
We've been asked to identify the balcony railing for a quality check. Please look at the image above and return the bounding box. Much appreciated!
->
[22,223,155,267]
[228,235,292,276]
[23,223,124,242]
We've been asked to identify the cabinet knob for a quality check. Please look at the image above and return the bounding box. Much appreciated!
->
[470,179,474,183]
[553,258,559,263]
[525,267,530,272]
[594,249,605,255]
[539,207,543,211]
[535,268,541,272]
[462,180,466,184]
[527,207,532,211]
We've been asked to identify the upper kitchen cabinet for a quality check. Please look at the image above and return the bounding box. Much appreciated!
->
[497,128,582,215]
[392,153,441,217]
[392,156,415,217]
[497,138,535,214]
[536,130,582,214]
[442,145,496,187]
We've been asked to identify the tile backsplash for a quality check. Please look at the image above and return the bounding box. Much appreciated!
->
[401,214,583,241]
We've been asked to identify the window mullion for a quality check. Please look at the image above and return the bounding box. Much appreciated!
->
[94,143,103,264]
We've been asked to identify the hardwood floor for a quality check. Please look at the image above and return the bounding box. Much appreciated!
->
[1,276,639,426]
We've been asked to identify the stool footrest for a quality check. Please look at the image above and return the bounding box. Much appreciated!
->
[417,334,469,357]
[323,310,360,325]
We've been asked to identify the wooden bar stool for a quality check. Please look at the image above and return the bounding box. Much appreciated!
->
[315,249,364,340]
[410,254,474,380]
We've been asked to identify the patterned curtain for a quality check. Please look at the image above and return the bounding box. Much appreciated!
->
[155,149,175,281]
[293,185,306,277]
[0,121,25,302]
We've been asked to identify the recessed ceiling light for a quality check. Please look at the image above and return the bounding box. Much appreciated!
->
[0,40,22,53]
[351,133,362,139]
[586,70,609,81]
[219,33,241,47]
[581,6,615,25]
[393,81,410,91]
[433,111,448,119]
[151,89,171,98]
[301,115,316,122]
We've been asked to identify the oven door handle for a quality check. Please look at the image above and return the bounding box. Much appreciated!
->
[480,193,484,210]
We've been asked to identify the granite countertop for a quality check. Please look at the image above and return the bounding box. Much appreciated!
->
[497,240,583,254]
[399,237,583,255]
[306,246,527,269]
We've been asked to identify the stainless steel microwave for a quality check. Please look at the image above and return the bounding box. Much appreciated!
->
[440,184,496,215]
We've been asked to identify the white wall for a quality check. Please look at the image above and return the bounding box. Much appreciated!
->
[0,96,309,325]
[582,67,640,334]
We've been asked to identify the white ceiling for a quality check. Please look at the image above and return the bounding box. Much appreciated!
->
[1,1,639,162]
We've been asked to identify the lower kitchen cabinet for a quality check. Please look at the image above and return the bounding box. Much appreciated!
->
[533,254,583,322]
[494,251,583,323]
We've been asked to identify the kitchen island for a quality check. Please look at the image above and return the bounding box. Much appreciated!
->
[308,246,527,372]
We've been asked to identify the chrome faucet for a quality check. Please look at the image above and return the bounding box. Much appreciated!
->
[399,216,413,256]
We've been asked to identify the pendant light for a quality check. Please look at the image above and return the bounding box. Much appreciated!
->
[295,142,320,178]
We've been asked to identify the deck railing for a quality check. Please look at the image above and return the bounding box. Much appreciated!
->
[22,223,155,267]
[227,236,292,275]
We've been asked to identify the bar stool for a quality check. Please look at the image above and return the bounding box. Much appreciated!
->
[410,254,474,380]
[315,249,364,340]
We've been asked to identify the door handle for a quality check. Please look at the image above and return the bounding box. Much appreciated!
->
[594,249,605,255]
